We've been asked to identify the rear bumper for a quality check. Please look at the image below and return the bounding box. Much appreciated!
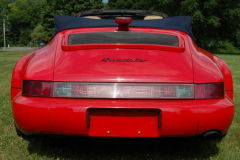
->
[12,89,234,137]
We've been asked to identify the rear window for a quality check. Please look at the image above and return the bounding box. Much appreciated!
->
[68,32,179,46]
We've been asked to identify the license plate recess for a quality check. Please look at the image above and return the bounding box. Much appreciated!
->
[87,109,161,137]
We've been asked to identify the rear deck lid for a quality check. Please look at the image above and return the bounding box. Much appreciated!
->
[54,30,193,83]
[54,49,193,83]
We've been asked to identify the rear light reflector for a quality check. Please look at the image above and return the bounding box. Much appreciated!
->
[22,81,225,100]
[22,80,53,97]
[53,82,194,99]
[195,83,224,99]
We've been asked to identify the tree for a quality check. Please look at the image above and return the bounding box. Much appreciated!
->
[0,0,8,18]
[108,0,136,9]
[41,0,104,37]
[108,0,240,51]
[31,24,48,44]
[92,0,104,9]
[8,0,34,45]
[0,0,8,47]
[8,0,34,32]
[28,0,47,28]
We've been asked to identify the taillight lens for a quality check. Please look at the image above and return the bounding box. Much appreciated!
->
[22,80,53,97]
[22,81,224,99]
[195,83,224,99]
[53,82,194,99]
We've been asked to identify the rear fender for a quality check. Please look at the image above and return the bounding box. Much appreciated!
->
[214,56,234,100]
[11,36,59,101]
[11,53,35,88]
[187,37,224,83]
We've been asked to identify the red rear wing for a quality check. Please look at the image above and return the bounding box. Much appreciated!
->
[61,29,185,52]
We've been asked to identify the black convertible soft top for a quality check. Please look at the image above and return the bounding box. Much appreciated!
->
[51,13,194,40]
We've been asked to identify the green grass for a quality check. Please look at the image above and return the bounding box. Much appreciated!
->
[0,51,239,160]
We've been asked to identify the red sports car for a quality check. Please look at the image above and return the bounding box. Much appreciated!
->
[11,10,234,139]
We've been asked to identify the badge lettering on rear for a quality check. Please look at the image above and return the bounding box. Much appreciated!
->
[100,58,149,62]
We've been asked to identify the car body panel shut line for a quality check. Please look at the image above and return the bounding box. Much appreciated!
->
[87,111,90,128]
[158,111,161,129]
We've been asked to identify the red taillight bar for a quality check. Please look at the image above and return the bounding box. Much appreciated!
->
[195,83,225,99]
[22,80,53,97]
[22,81,225,99]
[53,82,194,99]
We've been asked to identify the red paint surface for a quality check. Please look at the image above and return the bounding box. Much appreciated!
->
[187,37,224,83]
[11,88,21,101]
[214,56,234,100]
[197,97,235,134]
[49,98,199,136]
[12,95,234,137]
[54,48,193,83]
[11,53,34,88]
[12,95,51,133]
[11,27,234,137]
[226,91,233,100]
[88,109,160,137]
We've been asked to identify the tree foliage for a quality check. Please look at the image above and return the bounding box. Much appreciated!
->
[3,0,104,46]
[8,0,34,32]
[1,0,239,52]
[0,0,8,47]
[108,0,240,51]
[31,24,48,44]
[0,0,8,19]
[108,0,136,9]
[8,0,35,45]
[41,0,104,37]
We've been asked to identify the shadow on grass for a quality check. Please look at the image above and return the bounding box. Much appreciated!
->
[25,136,219,159]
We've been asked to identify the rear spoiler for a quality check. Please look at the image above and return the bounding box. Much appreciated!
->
[62,35,185,52]
[62,43,185,52]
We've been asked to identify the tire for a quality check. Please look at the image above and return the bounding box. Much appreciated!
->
[218,132,227,142]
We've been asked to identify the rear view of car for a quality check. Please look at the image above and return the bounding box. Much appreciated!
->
[11,10,234,139]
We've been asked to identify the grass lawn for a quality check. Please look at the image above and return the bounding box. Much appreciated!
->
[0,51,239,159]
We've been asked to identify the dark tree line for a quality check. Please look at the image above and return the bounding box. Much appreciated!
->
[0,0,239,53]
[0,0,103,46]
[108,0,240,52]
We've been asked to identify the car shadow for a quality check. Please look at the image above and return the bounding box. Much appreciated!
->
[25,136,220,159]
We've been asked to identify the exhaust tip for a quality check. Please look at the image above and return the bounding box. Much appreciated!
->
[203,130,221,140]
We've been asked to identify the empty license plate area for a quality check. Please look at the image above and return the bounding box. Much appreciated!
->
[88,109,161,137]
